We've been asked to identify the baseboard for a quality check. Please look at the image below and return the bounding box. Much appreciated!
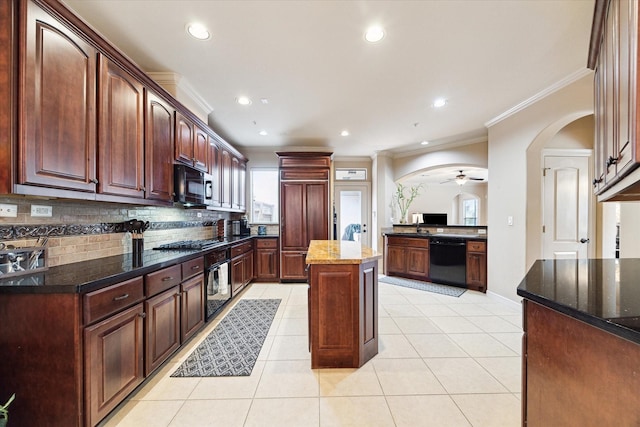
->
[486,290,522,311]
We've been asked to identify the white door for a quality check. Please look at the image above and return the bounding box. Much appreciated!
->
[335,183,370,246]
[542,155,591,259]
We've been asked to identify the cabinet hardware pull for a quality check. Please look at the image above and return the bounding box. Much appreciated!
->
[191,265,200,270]
[89,178,99,184]
[580,238,590,244]
[113,293,129,301]
[161,276,174,281]
[592,176,603,186]
[139,312,146,318]
[606,155,619,168]
[140,187,146,191]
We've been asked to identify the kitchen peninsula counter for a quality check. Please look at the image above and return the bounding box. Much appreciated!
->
[306,240,381,368]
[517,258,640,426]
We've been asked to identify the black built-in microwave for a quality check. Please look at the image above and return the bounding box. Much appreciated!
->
[174,164,211,207]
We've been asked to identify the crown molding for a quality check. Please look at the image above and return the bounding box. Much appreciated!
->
[484,68,593,128]
[147,72,214,116]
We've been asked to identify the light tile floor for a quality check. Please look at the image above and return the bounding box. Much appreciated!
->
[100,281,523,427]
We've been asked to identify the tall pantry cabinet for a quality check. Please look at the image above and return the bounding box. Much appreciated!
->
[278,152,332,281]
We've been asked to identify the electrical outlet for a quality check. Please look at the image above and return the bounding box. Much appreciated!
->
[197,212,202,218]
[31,205,53,217]
[508,216,514,226]
[436,228,444,233]
[0,204,17,217]
[477,229,487,234]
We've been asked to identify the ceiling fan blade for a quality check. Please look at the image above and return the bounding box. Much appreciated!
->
[440,179,454,184]
[469,177,484,181]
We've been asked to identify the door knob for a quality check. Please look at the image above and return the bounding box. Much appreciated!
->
[580,238,590,244]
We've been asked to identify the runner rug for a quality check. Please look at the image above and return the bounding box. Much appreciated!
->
[378,275,466,297]
[172,298,281,377]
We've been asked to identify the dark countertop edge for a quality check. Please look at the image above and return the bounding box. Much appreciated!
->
[251,234,279,238]
[0,235,272,295]
[383,232,487,240]
[392,224,488,229]
[517,287,640,346]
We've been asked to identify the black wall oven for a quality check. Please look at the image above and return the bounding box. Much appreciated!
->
[205,248,231,321]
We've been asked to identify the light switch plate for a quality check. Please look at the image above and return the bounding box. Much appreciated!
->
[31,205,52,217]
[0,204,18,217]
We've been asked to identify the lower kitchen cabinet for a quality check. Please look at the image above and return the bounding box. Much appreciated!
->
[84,303,145,426]
[231,240,254,295]
[466,240,487,292]
[385,236,429,280]
[145,286,181,375]
[254,238,279,281]
[180,274,205,342]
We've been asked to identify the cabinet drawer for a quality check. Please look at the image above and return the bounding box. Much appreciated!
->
[231,241,253,258]
[279,156,331,169]
[255,238,278,249]
[280,169,329,180]
[83,277,144,324]
[145,264,182,296]
[182,257,204,280]
[467,241,486,252]
[387,236,429,248]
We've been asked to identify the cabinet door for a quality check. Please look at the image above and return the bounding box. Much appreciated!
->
[231,256,244,295]
[407,247,429,277]
[386,246,406,274]
[256,248,279,280]
[466,252,487,290]
[603,1,618,186]
[244,250,254,285]
[280,250,308,281]
[305,182,329,243]
[238,159,247,212]
[97,55,144,198]
[208,140,221,206]
[193,125,209,172]
[22,1,97,191]
[281,182,306,250]
[232,156,240,210]
[84,303,144,427]
[145,91,174,202]
[181,274,204,342]
[175,111,194,166]
[145,286,181,375]
[221,148,232,208]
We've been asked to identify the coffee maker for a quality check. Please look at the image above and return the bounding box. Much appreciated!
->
[239,217,250,236]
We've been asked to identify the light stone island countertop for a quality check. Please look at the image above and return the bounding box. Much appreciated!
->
[306,240,382,265]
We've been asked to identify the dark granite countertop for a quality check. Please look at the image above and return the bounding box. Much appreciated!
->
[0,235,261,295]
[384,232,487,240]
[517,258,640,345]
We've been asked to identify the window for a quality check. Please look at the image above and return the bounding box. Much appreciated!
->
[462,198,478,226]
[335,168,367,180]
[251,169,279,223]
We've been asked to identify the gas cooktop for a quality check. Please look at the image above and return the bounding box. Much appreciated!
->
[153,239,227,250]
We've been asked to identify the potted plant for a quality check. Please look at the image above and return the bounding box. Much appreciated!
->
[392,183,422,223]
[0,393,15,427]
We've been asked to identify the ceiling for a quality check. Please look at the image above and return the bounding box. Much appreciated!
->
[63,0,595,159]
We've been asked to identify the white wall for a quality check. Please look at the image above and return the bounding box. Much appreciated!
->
[487,72,594,301]
[406,183,487,226]
[619,202,640,257]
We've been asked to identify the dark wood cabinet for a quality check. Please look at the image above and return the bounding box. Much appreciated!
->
[385,236,429,280]
[231,240,254,294]
[193,125,209,172]
[180,274,205,342]
[278,152,331,281]
[145,285,181,375]
[466,240,487,292]
[145,90,174,202]
[308,258,378,368]
[84,303,144,427]
[255,238,279,281]
[208,138,221,207]
[237,158,247,211]
[97,54,144,199]
[221,148,232,208]
[20,0,97,193]
[589,0,640,200]
[174,112,208,172]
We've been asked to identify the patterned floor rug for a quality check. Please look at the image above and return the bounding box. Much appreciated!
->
[171,299,281,377]
[378,275,466,297]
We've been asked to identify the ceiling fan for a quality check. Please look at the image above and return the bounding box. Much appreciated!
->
[441,170,485,186]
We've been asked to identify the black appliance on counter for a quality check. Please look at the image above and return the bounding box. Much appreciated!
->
[240,218,250,236]
[429,237,466,287]
[204,248,231,320]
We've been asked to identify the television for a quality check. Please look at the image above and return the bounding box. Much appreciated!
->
[422,213,447,226]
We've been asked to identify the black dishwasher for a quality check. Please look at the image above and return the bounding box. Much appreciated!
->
[429,237,466,287]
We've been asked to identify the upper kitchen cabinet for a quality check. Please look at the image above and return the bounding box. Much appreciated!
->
[208,136,221,207]
[231,155,247,211]
[145,91,175,202]
[220,147,232,209]
[96,54,145,199]
[19,0,97,194]
[174,112,208,172]
[589,0,640,200]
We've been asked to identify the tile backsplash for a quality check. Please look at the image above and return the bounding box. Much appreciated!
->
[0,197,232,267]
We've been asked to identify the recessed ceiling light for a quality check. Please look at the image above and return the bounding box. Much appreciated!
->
[341,130,350,136]
[433,98,447,108]
[421,140,429,145]
[236,96,252,106]
[259,130,268,136]
[186,23,211,41]
[364,26,385,43]
[260,98,269,104]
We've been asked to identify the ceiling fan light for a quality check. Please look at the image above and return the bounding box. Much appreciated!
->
[455,176,467,185]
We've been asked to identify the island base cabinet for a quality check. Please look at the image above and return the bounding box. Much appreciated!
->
[84,303,145,427]
[522,300,640,426]
[308,260,378,368]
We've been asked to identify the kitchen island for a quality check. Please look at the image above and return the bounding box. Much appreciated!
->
[305,240,381,368]
[517,259,640,426]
